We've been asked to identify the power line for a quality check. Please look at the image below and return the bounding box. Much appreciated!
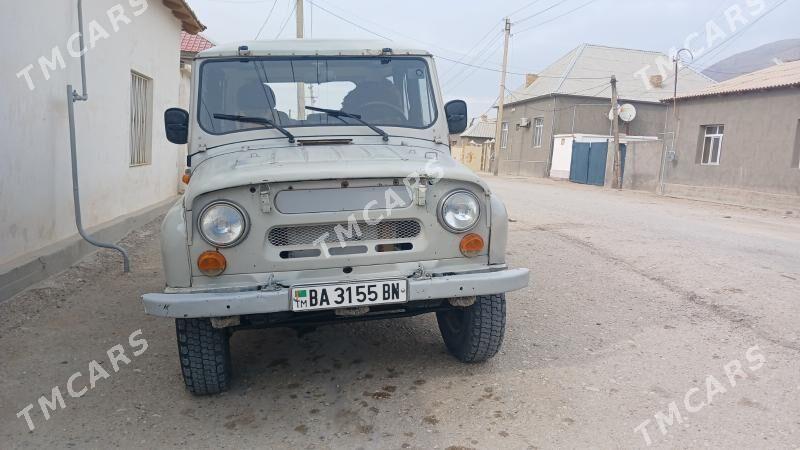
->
[440,1,562,79]
[514,0,571,25]
[436,53,533,77]
[307,0,393,41]
[683,0,790,70]
[439,26,504,78]
[444,36,505,89]
[506,0,546,18]
[297,0,545,78]
[311,0,508,71]
[514,0,599,34]
[274,1,296,39]
[441,32,504,85]
[436,53,611,80]
[254,0,279,39]
[497,79,613,108]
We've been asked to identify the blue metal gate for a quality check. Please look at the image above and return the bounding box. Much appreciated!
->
[569,141,626,186]
[569,142,591,184]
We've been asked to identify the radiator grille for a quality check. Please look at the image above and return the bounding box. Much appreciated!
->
[268,220,421,246]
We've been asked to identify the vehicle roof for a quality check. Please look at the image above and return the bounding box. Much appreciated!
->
[197,39,431,58]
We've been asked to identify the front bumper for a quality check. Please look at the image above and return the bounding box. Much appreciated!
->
[142,268,530,318]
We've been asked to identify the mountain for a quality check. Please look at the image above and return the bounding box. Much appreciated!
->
[703,39,800,81]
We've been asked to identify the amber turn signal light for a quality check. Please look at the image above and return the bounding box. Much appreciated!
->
[459,233,484,257]
[197,250,226,276]
[181,173,191,184]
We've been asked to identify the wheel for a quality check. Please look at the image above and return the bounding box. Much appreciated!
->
[436,293,506,363]
[175,318,232,395]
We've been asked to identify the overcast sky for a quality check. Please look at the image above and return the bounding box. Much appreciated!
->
[188,0,798,117]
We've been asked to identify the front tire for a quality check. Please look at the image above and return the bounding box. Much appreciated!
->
[436,293,506,363]
[175,318,232,395]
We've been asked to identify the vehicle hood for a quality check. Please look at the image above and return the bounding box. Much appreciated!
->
[184,143,488,207]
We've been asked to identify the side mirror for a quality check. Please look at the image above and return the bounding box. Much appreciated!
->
[164,108,189,144]
[444,100,468,135]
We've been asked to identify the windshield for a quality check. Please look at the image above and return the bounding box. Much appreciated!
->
[198,57,438,135]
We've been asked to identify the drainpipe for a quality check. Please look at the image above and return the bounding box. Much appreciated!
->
[66,0,130,272]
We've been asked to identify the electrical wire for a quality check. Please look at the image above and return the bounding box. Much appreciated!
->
[311,0,508,70]
[438,27,504,79]
[254,0,279,39]
[441,32,504,84]
[307,0,394,41]
[274,1,296,39]
[436,53,611,80]
[506,0,546,18]
[439,2,548,79]
[682,0,790,71]
[513,0,571,25]
[514,0,599,34]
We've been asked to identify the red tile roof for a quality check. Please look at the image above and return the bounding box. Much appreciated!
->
[181,32,214,53]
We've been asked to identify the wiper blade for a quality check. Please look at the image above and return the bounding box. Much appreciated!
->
[213,113,295,143]
[305,106,389,142]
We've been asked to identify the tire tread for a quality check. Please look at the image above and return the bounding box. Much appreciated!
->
[175,318,231,395]
[437,293,506,363]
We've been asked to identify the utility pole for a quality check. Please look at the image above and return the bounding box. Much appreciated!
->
[492,17,511,176]
[660,48,692,194]
[672,56,679,120]
[296,0,306,120]
[610,75,622,189]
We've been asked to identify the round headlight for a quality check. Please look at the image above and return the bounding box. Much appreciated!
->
[198,201,248,247]
[440,190,480,232]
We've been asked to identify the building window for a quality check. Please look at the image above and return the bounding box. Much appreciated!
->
[129,71,153,166]
[532,117,544,148]
[700,124,724,165]
[500,122,509,149]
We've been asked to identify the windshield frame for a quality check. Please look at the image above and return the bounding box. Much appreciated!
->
[196,56,439,136]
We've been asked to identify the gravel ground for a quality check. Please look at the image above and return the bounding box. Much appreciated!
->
[1,176,799,449]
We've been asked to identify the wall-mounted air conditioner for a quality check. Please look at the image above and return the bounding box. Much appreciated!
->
[518,117,531,127]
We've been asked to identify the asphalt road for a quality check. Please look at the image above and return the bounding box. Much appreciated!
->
[1,176,799,449]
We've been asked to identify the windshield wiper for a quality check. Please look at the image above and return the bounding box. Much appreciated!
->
[213,113,295,143]
[305,106,389,142]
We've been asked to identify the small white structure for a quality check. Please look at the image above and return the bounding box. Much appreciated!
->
[549,133,659,179]
[0,0,204,299]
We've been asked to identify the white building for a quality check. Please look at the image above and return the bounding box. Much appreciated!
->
[0,0,205,300]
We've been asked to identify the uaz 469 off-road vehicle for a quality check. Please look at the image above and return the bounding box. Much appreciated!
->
[142,40,529,395]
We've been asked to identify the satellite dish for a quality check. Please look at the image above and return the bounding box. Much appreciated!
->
[608,103,637,122]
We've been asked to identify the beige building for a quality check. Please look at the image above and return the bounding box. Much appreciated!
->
[451,116,496,172]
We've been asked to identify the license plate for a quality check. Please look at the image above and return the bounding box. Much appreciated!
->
[290,279,407,312]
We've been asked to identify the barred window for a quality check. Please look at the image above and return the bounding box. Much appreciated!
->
[129,71,153,166]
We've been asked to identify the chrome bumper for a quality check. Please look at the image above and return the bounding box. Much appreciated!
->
[142,268,530,318]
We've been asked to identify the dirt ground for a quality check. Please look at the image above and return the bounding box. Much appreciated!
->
[1,176,799,449]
